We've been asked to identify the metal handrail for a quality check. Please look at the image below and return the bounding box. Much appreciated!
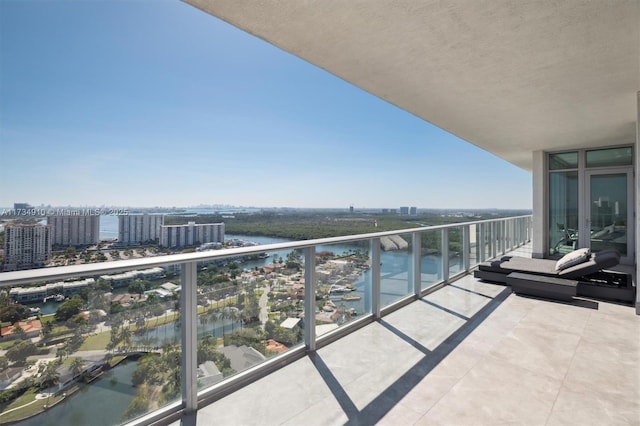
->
[0,215,532,286]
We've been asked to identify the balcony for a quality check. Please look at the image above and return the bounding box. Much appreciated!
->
[1,215,637,425]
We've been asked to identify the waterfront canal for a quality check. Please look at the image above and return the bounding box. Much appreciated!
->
[18,360,140,426]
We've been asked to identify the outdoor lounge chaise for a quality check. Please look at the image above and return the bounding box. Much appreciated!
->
[474,248,635,303]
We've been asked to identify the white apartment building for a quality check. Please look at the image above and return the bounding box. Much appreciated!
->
[118,214,164,245]
[160,221,225,248]
[47,215,100,246]
[3,224,51,271]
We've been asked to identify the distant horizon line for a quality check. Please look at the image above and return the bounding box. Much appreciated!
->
[1,204,532,212]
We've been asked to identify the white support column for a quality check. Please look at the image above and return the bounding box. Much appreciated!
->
[532,149,546,259]
[180,261,198,413]
[304,247,317,351]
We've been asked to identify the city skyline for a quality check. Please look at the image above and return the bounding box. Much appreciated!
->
[0,0,532,210]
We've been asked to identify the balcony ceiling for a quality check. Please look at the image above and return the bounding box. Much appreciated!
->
[184,0,639,171]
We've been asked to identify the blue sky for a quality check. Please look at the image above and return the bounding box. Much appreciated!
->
[0,0,532,210]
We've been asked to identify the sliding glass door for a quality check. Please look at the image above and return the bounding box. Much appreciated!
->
[548,146,634,264]
[585,170,633,263]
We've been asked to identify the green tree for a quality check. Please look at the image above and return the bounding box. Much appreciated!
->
[42,320,54,338]
[64,246,77,259]
[120,327,132,348]
[12,325,26,341]
[6,340,38,363]
[55,298,83,322]
[242,289,261,324]
[0,304,29,323]
[0,356,9,370]
[122,390,150,421]
[128,279,151,295]
[40,361,60,389]
[70,357,84,377]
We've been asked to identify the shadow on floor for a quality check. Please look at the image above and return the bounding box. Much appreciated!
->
[307,286,512,426]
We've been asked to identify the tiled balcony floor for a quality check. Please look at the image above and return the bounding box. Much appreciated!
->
[176,254,639,425]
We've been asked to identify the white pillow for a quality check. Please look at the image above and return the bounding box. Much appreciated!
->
[555,248,591,271]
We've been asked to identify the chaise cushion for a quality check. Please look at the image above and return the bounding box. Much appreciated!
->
[558,249,621,278]
[555,248,590,271]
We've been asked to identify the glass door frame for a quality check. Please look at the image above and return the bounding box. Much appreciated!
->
[582,167,634,264]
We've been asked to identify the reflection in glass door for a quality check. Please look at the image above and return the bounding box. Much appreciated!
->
[587,172,632,260]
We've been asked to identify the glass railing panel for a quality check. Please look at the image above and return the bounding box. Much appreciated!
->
[468,224,478,268]
[0,264,182,425]
[448,226,464,276]
[475,223,487,263]
[312,241,371,336]
[378,232,412,307]
[420,229,443,290]
[194,247,305,390]
[0,214,534,425]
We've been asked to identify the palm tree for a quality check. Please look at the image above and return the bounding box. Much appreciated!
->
[201,333,214,347]
[220,309,228,336]
[199,313,209,336]
[229,310,239,333]
[70,357,84,378]
[208,309,220,337]
[13,326,26,341]
[40,361,60,390]
[120,327,132,350]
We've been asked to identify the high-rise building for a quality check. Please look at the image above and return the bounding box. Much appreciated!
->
[118,214,164,245]
[3,224,51,271]
[47,215,100,246]
[409,207,417,216]
[399,206,409,215]
[13,203,32,210]
[160,221,225,248]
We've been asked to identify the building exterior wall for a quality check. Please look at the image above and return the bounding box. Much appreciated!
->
[118,214,164,245]
[160,222,225,248]
[47,215,100,246]
[633,92,640,315]
[3,224,51,271]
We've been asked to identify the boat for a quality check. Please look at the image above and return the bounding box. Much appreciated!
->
[43,294,65,303]
[341,294,361,301]
[329,284,351,294]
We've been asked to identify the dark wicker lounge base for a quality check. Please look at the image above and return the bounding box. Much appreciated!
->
[474,250,635,304]
[506,272,577,302]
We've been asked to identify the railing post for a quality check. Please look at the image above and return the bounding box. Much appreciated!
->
[442,228,449,282]
[371,238,381,319]
[463,225,470,272]
[304,247,316,351]
[479,223,486,262]
[412,232,421,297]
[500,220,506,255]
[180,261,198,414]
[490,221,497,259]
[511,219,516,250]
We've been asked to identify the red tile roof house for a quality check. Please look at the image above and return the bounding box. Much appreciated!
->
[0,319,43,340]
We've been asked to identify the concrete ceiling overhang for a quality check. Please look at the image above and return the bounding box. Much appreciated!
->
[184,0,640,172]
